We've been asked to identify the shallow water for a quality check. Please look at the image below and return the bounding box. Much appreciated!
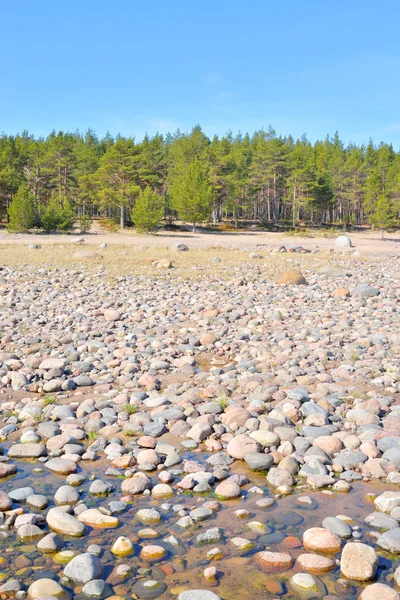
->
[1,451,399,600]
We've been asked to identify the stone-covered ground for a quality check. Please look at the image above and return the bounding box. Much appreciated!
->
[0,242,399,600]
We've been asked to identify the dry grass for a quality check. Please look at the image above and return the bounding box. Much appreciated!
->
[0,243,368,282]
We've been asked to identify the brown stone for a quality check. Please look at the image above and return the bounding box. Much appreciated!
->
[296,553,336,573]
[282,536,302,549]
[0,462,17,477]
[332,287,350,298]
[275,271,306,285]
[255,551,294,572]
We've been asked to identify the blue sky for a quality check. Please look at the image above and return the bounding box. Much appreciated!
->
[1,0,400,146]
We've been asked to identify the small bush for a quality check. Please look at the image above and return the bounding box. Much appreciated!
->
[42,198,74,232]
[218,397,229,412]
[7,184,37,232]
[78,214,92,234]
[123,404,137,415]
[99,218,119,232]
[132,186,164,233]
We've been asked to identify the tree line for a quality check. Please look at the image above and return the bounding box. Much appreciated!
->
[1,125,399,233]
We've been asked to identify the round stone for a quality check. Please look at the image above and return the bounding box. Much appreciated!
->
[63,552,103,584]
[303,527,342,553]
[27,578,68,600]
[46,507,85,537]
[140,544,167,562]
[111,536,134,557]
[360,583,399,600]
[255,551,294,572]
[289,573,326,596]
[226,434,260,459]
[215,478,241,500]
[46,458,77,475]
[0,490,12,511]
[136,509,161,524]
[335,235,352,248]
[275,271,306,285]
[296,553,335,574]
[151,483,173,498]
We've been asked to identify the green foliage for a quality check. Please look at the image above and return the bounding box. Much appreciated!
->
[170,158,213,229]
[0,126,399,230]
[370,194,396,239]
[132,186,164,232]
[123,404,137,415]
[43,396,56,406]
[7,183,37,232]
[218,397,229,411]
[123,429,135,437]
[42,198,74,232]
[78,213,92,233]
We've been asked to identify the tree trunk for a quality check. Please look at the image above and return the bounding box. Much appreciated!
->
[120,205,124,229]
[292,186,296,227]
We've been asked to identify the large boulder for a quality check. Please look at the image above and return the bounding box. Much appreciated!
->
[335,235,352,248]
[340,542,378,581]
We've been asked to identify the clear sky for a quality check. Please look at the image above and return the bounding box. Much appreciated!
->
[2,0,400,147]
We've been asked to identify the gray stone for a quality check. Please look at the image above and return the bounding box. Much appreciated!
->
[351,284,380,298]
[322,516,352,539]
[54,485,80,505]
[8,443,45,458]
[178,593,221,600]
[334,449,368,469]
[365,512,399,530]
[335,235,352,248]
[82,579,106,597]
[64,552,103,583]
[196,528,222,545]
[9,487,34,502]
[244,452,273,471]
[377,527,400,553]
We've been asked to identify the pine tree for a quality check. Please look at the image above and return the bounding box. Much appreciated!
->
[370,194,396,240]
[7,183,37,232]
[96,137,141,228]
[170,158,213,231]
[132,186,164,233]
[42,197,74,232]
